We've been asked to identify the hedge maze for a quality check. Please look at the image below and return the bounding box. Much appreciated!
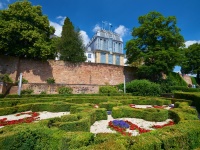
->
[0,93,200,150]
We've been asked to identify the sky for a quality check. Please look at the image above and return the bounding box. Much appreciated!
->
[1,0,200,72]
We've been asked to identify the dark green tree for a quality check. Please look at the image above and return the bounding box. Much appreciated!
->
[59,17,86,63]
[126,11,184,81]
[181,43,200,83]
[0,1,56,60]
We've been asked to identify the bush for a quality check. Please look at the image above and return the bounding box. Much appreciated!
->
[126,80,161,96]
[46,77,55,84]
[168,72,188,86]
[58,86,73,94]
[15,78,28,84]
[99,102,122,111]
[40,91,47,95]
[0,74,13,83]
[170,86,200,92]
[112,106,168,122]
[21,89,34,95]
[99,86,118,94]
[191,76,197,85]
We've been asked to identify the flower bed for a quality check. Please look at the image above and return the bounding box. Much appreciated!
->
[0,112,40,127]
[108,119,174,136]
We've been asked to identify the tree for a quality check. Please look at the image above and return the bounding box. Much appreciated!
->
[59,17,86,63]
[126,11,184,81]
[181,43,200,83]
[0,1,56,60]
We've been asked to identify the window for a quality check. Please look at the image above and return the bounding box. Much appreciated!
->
[116,55,120,65]
[88,54,92,58]
[100,52,106,63]
[109,54,113,64]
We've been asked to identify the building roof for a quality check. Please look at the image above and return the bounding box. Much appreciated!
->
[86,29,123,48]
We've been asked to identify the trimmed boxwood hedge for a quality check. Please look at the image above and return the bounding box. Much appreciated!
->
[0,95,200,149]
[112,106,168,122]
[174,92,200,113]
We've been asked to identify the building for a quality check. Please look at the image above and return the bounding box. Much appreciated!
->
[85,29,124,66]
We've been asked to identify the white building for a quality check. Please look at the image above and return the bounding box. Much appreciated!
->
[85,29,124,65]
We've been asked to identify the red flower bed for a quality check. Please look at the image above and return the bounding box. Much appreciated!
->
[152,121,174,128]
[108,119,175,136]
[108,120,151,136]
[0,112,40,127]
[153,105,166,109]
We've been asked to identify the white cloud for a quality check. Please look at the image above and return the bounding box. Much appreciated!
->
[50,21,62,37]
[185,40,200,48]
[56,16,66,25]
[80,30,90,46]
[114,25,128,37]
[93,24,101,32]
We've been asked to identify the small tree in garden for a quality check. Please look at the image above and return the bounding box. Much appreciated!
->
[125,80,161,96]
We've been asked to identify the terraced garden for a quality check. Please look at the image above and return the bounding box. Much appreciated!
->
[0,93,200,150]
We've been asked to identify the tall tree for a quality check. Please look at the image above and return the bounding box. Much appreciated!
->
[59,17,86,63]
[181,43,200,83]
[126,11,184,81]
[0,1,56,60]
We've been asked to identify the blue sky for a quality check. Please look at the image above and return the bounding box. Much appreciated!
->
[1,0,200,72]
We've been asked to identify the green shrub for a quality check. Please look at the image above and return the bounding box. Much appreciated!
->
[125,80,161,96]
[99,86,118,94]
[168,72,188,86]
[0,74,13,83]
[112,106,168,122]
[170,86,200,92]
[158,77,176,93]
[58,86,73,94]
[191,76,197,85]
[21,89,34,95]
[99,102,122,110]
[15,78,28,84]
[40,91,47,95]
[174,92,200,113]
[46,77,55,84]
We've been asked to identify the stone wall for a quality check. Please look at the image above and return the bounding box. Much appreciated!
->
[0,55,136,86]
[9,83,99,94]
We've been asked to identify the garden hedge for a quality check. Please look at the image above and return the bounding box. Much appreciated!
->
[112,106,168,122]
[0,95,200,149]
[170,86,200,92]
[174,92,200,112]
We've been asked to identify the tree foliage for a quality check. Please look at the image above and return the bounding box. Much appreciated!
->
[181,43,200,83]
[126,11,184,81]
[58,17,86,63]
[0,1,56,60]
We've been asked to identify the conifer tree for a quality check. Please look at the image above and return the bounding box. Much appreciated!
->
[59,17,86,63]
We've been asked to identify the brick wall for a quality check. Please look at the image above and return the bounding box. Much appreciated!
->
[0,55,136,86]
